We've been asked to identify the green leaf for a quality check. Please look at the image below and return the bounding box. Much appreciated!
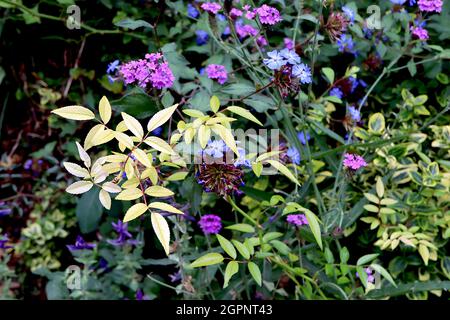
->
[370,263,397,287]
[322,67,335,84]
[223,261,239,288]
[76,188,103,234]
[356,254,379,266]
[227,106,263,126]
[114,19,153,30]
[216,234,237,259]
[225,223,255,233]
[303,209,323,250]
[339,247,350,264]
[232,240,250,259]
[271,240,290,255]
[247,262,262,286]
[368,113,385,135]
[110,89,158,119]
[190,253,224,268]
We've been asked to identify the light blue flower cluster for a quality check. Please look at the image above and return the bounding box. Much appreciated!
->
[263,49,312,84]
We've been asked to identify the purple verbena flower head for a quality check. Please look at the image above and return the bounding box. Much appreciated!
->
[243,5,256,19]
[201,2,222,14]
[256,5,282,25]
[119,53,174,89]
[256,35,268,48]
[205,64,228,84]
[235,20,258,39]
[418,0,443,12]
[286,214,308,226]
[67,235,96,251]
[343,153,367,171]
[230,8,243,18]
[411,26,429,40]
[198,214,222,234]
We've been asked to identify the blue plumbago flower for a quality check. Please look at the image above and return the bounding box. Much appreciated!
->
[234,148,252,168]
[107,60,120,74]
[204,139,227,158]
[337,34,355,53]
[390,0,407,4]
[342,6,355,23]
[195,30,209,45]
[67,235,96,251]
[216,13,226,21]
[292,63,312,84]
[280,48,301,65]
[0,234,12,249]
[263,50,288,70]
[297,131,311,145]
[222,26,231,37]
[187,3,199,18]
[286,147,301,165]
[107,220,141,247]
[150,127,163,137]
[408,0,416,5]
[330,87,343,98]
[347,106,361,122]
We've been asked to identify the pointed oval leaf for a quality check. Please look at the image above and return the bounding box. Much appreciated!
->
[147,104,178,132]
[123,203,148,222]
[115,188,142,201]
[114,132,134,149]
[144,136,176,155]
[303,209,323,250]
[66,181,93,194]
[151,212,171,255]
[99,189,111,210]
[248,262,262,286]
[227,106,263,126]
[51,106,95,120]
[190,253,224,268]
[132,148,152,168]
[266,160,300,185]
[144,186,174,197]
[231,240,250,259]
[122,112,144,139]
[223,261,239,288]
[99,96,112,124]
[75,141,91,168]
[102,182,121,193]
[148,202,183,214]
[217,234,237,259]
[63,162,90,178]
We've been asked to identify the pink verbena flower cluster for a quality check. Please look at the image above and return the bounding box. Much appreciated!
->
[411,26,429,40]
[343,153,368,170]
[418,0,443,12]
[119,53,174,89]
[235,21,258,38]
[205,64,228,84]
[287,214,308,226]
[255,4,282,25]
[201,2,222,14]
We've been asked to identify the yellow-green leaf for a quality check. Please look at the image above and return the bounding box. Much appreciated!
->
[368,113,385,135]
[166,171,189,181]
[123,203,148,222]
[148,202,183,214]
[210,95,220,113]
[151,212,171,255]
[231,240,250,259]
[223,261,239,288]
[144,186,174,197]
[51,106,95,121]
[303,209,323,250]
[217,234,237,259]
[213,124,238,155]
[102,182,121,193]
[121,112,144,139]
[114,132,134,149]
[418,244,430,265]
[66,181,93,194]
[376,176,384,198]
[266,160,300,185]
[197,125,211,149]
[132,148,152,168]
[247,262,262,286]
[182,109,205,118]
[144,136,176,155]
[99,189,111,210]
[99,96,112,124]
[75,141,91,168]
[190,253,224,268]
[227,106,263,126]
[147,104,178,132]
[63,162,89,178]
[115,188,142,200]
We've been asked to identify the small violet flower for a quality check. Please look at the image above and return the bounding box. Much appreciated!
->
[196,30,209,45]
[337,34,355,53]
[198,214,222,234]
[284,38,294,50]
[67,235,96,251]
[187,3,200,18]
[286,147,301,165]
[330,87,343,99]
[107,220,141,247]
